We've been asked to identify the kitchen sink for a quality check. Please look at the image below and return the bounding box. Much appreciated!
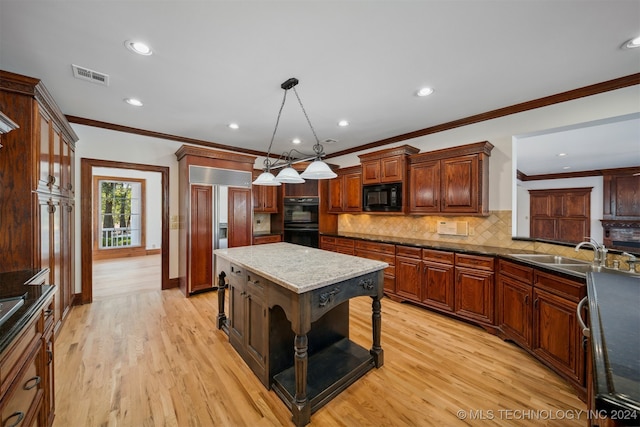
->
[555,264,640,278]
[510,254,589,265]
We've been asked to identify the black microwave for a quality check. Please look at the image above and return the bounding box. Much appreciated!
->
[362,183,402,212]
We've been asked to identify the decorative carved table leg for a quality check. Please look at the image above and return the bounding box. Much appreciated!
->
[216,271,227,331]
[370,294,384,368]
[291,333,311,427]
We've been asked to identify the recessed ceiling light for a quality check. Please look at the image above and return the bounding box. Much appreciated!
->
[557,152,567,157]
[228,123,239,130]
[416,87,434,97]
[292,138,301,144]
[337,120,349,127]
[124,98,143,107]
[623,36,640,49]
[563,166,571,170]
[125,40,153,56]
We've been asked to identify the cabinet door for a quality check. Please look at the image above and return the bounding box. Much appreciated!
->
[611,175,640,218]
[43,326,55,427]
[361,160,381,184]
[409,161,440,213]
[38,109,53,191]
[395,256,422,302]
[228,268,246,353]
[532,288,583,385]
[343,172,362,211]
[61,200,74,320]
[498,275,532,348]
[455,267,494,324]
[380,155,404,183]
[422,261,454,311]
[284,179,318,197]
[530,218,557,240]
[228,187,252,248]
[51,125,62,194]
[441,154,478,213]
[328,176,343,213]
[190,185,213,293]
[246,281,267,372]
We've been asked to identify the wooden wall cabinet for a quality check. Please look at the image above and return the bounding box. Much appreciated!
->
[601,169,640,252]
[175,145,255,296]
[252,170,278,213]
[497,260,586,395]
[408,141,493,215]
[328,166,362,213]
[0,70,78,334]
[358,145,419,185]
[529,187,591,244]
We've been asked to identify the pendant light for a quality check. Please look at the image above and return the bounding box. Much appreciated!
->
[252,77,337,186]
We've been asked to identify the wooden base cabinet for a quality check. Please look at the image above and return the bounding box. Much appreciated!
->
[395,246,423,302]
[454,254,495,325]
[497,260,586,396]
[354,240,396,296]
[421,249,455,312]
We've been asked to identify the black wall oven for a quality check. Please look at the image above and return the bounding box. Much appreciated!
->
[283,197,319,248]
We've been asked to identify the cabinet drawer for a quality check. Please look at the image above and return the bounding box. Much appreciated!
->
[354,249,395,267]
[396,245,421,259]
[455,253,494,271]
[1,316,39,396]
[334,237,354,248]
[422,249,454,264]
[252,234,281,245]
[354,240,395,255]
[1,339,42,427]
[246,273,266,300]
[498,259,534,284]
[534,270,585,302]
[320,236,336,245]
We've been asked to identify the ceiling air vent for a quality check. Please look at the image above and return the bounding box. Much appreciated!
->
[71,64,109,86]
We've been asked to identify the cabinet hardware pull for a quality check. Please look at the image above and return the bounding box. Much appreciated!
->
[533,298,538,308]
[524,295,529,305]
[47,175,56,187]
[359,278,374,290]
[4,411,24,427]
[577,296,590,338]
[319,287,341,307]
[47,349,53,364]
[45,309,53,316]
[23,375,41,390]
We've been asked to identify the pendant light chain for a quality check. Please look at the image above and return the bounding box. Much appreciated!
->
[264,89,289,171]
[292,87,323,154]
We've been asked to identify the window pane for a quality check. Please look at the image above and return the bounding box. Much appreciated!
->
[99,180,142,249]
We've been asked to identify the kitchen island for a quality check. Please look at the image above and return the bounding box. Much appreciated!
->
[214,243,387,427]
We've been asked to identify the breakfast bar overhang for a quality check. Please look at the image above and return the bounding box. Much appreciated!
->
[214,242,387,427]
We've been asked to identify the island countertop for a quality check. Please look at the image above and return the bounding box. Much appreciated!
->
[214,242,388,294]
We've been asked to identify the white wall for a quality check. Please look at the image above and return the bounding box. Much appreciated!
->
[72,84,640,293]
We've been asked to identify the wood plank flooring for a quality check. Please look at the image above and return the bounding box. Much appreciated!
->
[55,261,587,426]
[92,254,161,300]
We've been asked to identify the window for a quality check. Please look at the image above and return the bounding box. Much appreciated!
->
[93,176,146,258]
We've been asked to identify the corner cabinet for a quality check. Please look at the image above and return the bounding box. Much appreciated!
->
[408,141,493,215]
[0,70,78,334]
[252,170,278,213]
[328,166,362,213]
[497,259,586,397]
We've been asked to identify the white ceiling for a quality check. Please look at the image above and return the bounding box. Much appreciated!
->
[1,1,639,170]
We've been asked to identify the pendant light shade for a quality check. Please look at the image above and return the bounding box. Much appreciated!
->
[275,166,305,183]
[253,77,336,186]
[300,160,338,179]
[252,171,281,186]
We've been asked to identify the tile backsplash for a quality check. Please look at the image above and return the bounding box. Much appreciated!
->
[338,210,636,270]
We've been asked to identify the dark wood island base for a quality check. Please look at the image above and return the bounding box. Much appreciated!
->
[215,243,387,427]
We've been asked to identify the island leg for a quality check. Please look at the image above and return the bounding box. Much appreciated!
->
[370,294,384,368]
[216,271,227,331]
[291,333,311,427]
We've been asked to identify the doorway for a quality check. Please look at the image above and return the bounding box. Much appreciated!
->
[80,158,170,304]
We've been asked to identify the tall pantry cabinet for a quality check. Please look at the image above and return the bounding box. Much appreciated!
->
[0,70,78,333]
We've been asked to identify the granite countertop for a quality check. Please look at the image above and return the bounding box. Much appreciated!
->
[586,272,640,422]
[214,242,388,294]
[0,269,55,355]
[321,231,532,257]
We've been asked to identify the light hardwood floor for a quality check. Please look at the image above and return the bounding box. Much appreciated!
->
[55,262,587,426]
[92,254,162,300]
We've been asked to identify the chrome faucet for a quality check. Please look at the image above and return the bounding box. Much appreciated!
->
[575,238,607,267]
[622,252,639,272]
